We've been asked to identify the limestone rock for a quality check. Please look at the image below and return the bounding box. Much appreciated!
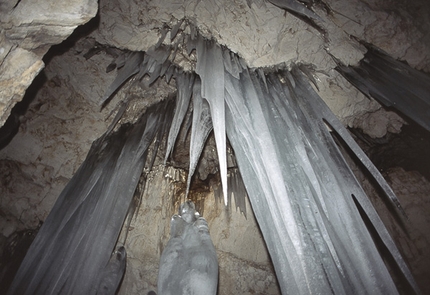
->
[0,0,98,128]
[2,0,97,53]
[0,47,43,127]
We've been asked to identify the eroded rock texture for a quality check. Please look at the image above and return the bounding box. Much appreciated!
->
[0,0,97,127]
[0,0,430,294]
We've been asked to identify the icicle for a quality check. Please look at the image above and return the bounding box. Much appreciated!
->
[164,72,195,163]
[195,36,228,205]
[290,66,419,293]
[100,52,145,108]
[228,168,248,217]
[298,63,319,90]
[267,0,322,22]
[186,78,213,197]
[155,26,169,49]
[221,58,418,294]
[223,49,242,79]
[165,64,175,83]
[256,68,268,91]
[335,46,430,132]
[170,19,184,42]
[224,68,307,294]
[7,100,175,295]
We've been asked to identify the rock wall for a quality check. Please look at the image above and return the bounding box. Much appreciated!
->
[0,0,97,127]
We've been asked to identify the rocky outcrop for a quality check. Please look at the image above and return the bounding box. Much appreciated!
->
[0,0,97,127]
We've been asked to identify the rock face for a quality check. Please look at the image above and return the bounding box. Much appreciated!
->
[0,0,97,127]
[0,0,430,294]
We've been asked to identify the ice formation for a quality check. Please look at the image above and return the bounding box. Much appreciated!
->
[9,21,424,294]
[335,44,430,132]
[158,201,218,295]
[7,100,175,295]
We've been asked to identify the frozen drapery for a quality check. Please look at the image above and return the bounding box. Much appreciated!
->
[335,44,430,132]
[223,65,418,294]
[185,37,419,293]
[7,100,174,295]
[92,33,418,293]
[8,25,422,294]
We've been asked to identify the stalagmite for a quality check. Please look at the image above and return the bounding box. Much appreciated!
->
[157,201,218,295]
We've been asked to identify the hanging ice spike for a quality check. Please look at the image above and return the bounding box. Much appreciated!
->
[195,35,229,205]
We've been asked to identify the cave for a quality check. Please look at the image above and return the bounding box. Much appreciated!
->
[0,0,429,294]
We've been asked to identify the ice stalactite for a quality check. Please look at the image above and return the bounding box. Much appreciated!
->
[184,34,418,293]
[100,51,145,108]
[164,71,194,163]
[7,100,175,295]
[186,78,213,197]
[223,61,419,293]
[334,44,430,132]
[92,30,418,293]
[11,19,423,294]
[195,36,229,205]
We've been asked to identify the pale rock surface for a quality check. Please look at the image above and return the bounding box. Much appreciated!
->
[0,47,43,126]
[0,0,97,127]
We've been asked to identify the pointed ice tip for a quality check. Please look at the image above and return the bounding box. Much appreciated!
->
[223,186,228,206]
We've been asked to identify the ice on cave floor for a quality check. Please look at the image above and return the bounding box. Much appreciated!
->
[335,44,430,132]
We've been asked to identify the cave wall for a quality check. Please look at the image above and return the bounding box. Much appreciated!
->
[1,0,430,294]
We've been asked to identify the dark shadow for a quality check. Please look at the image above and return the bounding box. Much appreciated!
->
[43,13,100,65]
[349,121,430,182]
[0,224,41,295]
[0,72,47,151]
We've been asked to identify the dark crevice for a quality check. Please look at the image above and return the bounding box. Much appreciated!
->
[349,122,430,181]
[0,72,47,151]
[42,13,100,65]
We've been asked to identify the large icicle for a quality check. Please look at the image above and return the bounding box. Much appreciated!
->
[289,66,419,293]
[100,51,145,108]
[186,78,213,196]
[164,72,195,163]
[266,0,322,22]
[335,45,430,132]
[195,36,228,205]
[221,54,418,293]
[7,100,175,295]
